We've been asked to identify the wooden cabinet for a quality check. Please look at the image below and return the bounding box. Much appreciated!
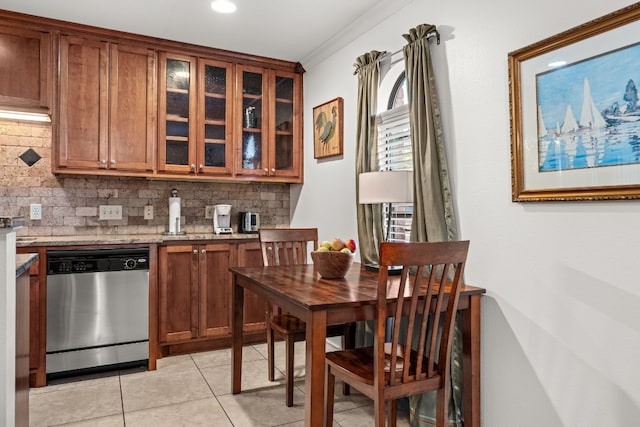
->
[158,240,266,348]
[0,8,304,182]
[56,35,156,174]
[158,243,234,343]
[28,260,43,386]
[158,56,302,182]
[235,66,302,182]
[0,24,51,111]
[158,53,234,177]
[237,241,268,332]
[16,247,46,388]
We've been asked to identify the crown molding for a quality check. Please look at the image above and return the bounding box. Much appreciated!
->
[300,0,413,69]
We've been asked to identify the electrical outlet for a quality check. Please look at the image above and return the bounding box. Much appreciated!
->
[144,205,154,220]
[205,205,214,219]
[30,203,42,220]
[99,205,122,220]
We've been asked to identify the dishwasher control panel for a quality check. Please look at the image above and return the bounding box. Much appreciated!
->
[47,248,149,275]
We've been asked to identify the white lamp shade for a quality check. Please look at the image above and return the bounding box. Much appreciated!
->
[358,171,413,204]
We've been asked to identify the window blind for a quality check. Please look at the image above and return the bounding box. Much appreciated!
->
[376,104,413,242]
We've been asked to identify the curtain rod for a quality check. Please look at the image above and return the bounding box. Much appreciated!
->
[353,29,440,75]
[387,29,440,59]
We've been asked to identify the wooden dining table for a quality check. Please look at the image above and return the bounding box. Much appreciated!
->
[230,262,486,427]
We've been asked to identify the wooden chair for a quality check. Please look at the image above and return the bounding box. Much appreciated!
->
[324,240,470,427]
[259,228,351,407]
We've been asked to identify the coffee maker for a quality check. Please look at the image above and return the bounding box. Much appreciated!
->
[213,204,233,234]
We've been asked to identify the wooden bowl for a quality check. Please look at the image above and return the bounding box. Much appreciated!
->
[311,250,353,279]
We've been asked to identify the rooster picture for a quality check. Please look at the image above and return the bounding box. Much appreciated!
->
[313,97,343,158]
[315,106,337,154]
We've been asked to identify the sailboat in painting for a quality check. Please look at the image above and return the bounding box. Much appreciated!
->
[537,105,548,136]
[579,78,607,128]
[561,104,579,133]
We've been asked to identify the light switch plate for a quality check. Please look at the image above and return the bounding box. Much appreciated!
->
[30,203,42,220]
[99,205,122,220]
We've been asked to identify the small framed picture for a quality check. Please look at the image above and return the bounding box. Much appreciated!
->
[313,97,343,159]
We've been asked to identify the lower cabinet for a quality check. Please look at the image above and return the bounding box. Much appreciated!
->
[237,241,267,333]
[16,247,46,387]
[158,241,266,348]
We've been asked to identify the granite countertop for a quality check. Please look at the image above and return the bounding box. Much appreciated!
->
[16,232,259,247]
[16,253,38,277]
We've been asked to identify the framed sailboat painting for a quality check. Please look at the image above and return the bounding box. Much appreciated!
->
[509,3,640,201]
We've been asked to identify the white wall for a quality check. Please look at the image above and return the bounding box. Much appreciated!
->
[293,0,640,425]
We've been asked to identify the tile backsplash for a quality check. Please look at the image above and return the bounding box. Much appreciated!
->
[0,119,290,237]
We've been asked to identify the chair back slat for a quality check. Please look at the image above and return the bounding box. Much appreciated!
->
[259,228,318,267]
[378,241,469,388]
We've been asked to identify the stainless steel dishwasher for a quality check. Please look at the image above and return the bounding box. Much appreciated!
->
[46,247,149,376]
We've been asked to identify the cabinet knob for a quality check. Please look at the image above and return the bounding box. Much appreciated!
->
[193,249,198,254]
[264,168,268,174]
[201,249,206,254]
[271,168,275,173]
[190,164,196,172]
[110,160,116,165]
[199,164,204,172]
[100,159,106,165]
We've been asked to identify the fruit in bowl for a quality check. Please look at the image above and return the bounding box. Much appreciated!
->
[311,237,356,279]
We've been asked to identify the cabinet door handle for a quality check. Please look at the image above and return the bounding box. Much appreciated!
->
[193,249,198,254]
[201,249,206,254]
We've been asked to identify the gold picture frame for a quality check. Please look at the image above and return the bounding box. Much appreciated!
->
[313,97,343,159]
[509,3,640,201]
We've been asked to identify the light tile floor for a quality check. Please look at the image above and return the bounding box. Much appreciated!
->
[29,341,411,426]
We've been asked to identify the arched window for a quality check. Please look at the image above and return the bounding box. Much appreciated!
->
[388,71,407,109]
[376,66,412,242]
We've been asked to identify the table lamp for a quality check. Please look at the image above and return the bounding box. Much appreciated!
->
[358,170,413,272]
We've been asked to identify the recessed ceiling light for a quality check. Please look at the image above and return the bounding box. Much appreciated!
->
[211,0,237,13]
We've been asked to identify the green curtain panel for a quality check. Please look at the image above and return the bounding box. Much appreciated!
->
[402,24,463,426]
[404,24,458,244]
[354,50,385,266]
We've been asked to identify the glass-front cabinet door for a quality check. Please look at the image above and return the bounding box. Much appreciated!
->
[159,55,301,181]
[158,53,233,176]
[235,65,302,181]
[236,65,267,177]
[158,52,197,174]
[197,59,233,175]
[269,70,301,179]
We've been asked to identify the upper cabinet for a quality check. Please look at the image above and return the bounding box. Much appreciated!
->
[157,53,234,177]
[55,35,156,174]
[1,9,304,182]
[235,66,302,182]
[0,24,52,112]
[199,59,234,176]
[159,56,302,182]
